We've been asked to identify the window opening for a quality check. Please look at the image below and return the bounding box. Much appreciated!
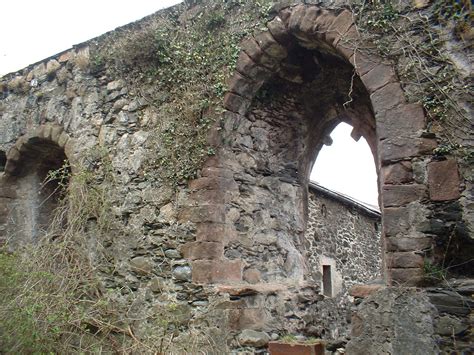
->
[310,122,378,208]
[322,264,332,297]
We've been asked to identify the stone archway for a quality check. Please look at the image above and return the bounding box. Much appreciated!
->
[181,4,436,287]
[1,124,72,246]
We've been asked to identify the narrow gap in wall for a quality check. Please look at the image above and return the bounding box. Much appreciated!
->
[322,264,332,297]
[310,122,379,209]
[0,151,6,172]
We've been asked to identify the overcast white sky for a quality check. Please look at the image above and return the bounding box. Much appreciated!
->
[0,0,379,206]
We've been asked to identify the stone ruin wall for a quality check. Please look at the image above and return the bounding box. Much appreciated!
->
[0,0,472,353]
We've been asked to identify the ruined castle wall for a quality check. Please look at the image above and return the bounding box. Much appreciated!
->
[0,0,472,353]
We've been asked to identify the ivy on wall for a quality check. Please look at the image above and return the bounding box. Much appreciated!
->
[351,0,472,163]
[90,0,274,185]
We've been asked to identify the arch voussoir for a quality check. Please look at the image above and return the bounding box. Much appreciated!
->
[360,63,397,93]
[241,38,280,71]
[325,10,354,45]
[296,6,323,39]
[267,16,292,46]
[287,4,308,36]
[312,9,338,41]
[349,50,379,76]
[235,51,272,82]
[254,31,288,60]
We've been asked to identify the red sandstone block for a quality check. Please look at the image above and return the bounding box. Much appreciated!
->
[349,284,384,298]
[192,259,242,284]
[178,205,226,223]
[299,6,323,37]
[189,176,238,192]
[241,37,278,70]
[326,10,354,45]
[377,103,426,140]
[312,9,337,40]
[181,241,224,261]
[287,5,307,34]
[387,251,424,268]
[370,82,406,115]
[349,51,378,76]
[254,31,288,60]
[361,63,396,93]
[389,267,424,286]
[279,7,292,23]
[382,161,413,184]
[268,341,325,355]
[386,236,432,252]
[379,137,437,164]
[196,223,237,243]
[427,159,461,201]
[382,184,427,207]
[335,25,359,60]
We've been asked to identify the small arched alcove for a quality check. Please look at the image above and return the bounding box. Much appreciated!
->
[3,125,71,246]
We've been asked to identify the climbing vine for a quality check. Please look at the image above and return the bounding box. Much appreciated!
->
[90,0,273,185]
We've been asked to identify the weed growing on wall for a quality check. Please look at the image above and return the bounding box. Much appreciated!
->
[0,151,229,352]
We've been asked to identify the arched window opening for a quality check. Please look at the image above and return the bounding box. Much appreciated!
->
[310,122,379,208]
[306,122,382,298]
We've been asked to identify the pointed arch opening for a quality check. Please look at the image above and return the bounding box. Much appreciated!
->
[310,122,379,208]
